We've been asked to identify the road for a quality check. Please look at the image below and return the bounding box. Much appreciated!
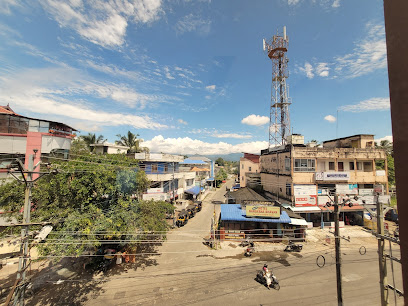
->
[25,178,403,305]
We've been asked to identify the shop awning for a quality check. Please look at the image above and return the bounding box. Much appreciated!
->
[220,204,291,223]
[289,206,322,213]
[289,218,308,226]
[322,205,364,212]
[185,186,201,195]
[206,177,215,181]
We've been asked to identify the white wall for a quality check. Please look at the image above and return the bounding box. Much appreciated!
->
[0,135,26,154]
[41,135,71,153]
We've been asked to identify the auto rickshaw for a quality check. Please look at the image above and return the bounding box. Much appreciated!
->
[176,210,188,227]
[186,205,196,218]
[194,201,202,212]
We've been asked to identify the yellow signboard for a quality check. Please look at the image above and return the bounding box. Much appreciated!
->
[246,205,280,218]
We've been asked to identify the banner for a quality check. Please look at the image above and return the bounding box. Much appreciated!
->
[295,195,317,207]
[246,205,280,218]
[316,172,350,181]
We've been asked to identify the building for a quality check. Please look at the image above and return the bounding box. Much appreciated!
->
[132,152,195,201]
[180,157,214,188]
[260,134,389,226]
[0,105,76,180]
[239,153,260,188]
[90,142,129,154]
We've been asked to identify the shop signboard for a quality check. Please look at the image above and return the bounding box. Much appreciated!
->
[294,184,316,195]
[146,187,164,194]
[336,184,358,195]
[295,195,317,207]
[246,205,280,218]
[374,184,384,194]
[316,172,350,181]
[359,189,374,196]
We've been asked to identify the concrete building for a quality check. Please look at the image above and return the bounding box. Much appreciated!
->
[132,152,195,201]
[0,105,76,180]
[260,134,389,226]
[180,157,214,188]
[90,142,129,154]
[239,153,260,188]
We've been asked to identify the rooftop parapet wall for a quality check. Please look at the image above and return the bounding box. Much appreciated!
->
[292,147,386,160]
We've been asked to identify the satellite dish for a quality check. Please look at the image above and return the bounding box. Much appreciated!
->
[263,39,266,51]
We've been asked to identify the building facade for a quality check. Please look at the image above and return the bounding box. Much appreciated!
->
[239,153,260,188]
[90,143,129,154]
[260,134,389,225]
[132,152,195,201]
[0,105,76,180]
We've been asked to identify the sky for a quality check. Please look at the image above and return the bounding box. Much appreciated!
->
[0,0,392,155]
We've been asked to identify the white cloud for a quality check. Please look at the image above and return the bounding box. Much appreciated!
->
[0,0,20,15]
[175,14,211,35]
[0,66,168,129]
[316,63,330,77]
[334,21,386,78]
[214,133,252,139]
[324,115,336,122]
[205,84,216,92]
[40,0,163,48]
[332,0,341,8]
[287,0,301,5]
[375,135,393,145]
[178,119,188,125]
[241,114,269,126]
[339,97,390,112]
[299,62,314,79]
[164,66,175,80]
[144,135,267,155]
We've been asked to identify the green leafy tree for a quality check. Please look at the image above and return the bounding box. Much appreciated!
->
[215,157,225,166]
[0,153,175,258]
[79,133,106,151]
[375,140,395,187]
[116,131,149,153]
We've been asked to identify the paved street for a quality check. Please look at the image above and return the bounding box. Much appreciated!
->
[74,179,403,306]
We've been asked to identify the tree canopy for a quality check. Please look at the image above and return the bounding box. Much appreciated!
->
[79,133,106,151]
[116,131,149,153]
[0,153,174,258]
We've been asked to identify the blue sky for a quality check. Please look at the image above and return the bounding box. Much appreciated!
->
[0,0,391,155]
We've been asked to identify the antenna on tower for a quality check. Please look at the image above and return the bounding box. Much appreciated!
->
[263,26,292,149]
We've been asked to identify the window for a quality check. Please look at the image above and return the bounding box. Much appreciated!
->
[164,164,168,173]
[242,164,244,169]
[294,159,315,172]
[285,158,291,171]
[363,161,373,172]
[329,162,335,171]
[151,164,158,172]
[357,162,362,170]
[286,183,292,196]
[249,166,252,172]
[242,176,244,181]
[338,162,344,171]
[349,162,355,170]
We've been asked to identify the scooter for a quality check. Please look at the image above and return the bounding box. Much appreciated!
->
[255,270,280,290]
[284,240,303,252]
[244,247,254,257]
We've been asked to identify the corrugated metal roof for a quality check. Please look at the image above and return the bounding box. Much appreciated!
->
[220,204,291,223]
[290,218,308,226]
[289,206,322,212]
[185,186,200,195]
[180,159,208,165]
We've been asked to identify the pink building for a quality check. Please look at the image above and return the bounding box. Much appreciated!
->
[0,105,76,179]
[239,153,260,188]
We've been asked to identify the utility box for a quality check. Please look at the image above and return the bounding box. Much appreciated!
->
[287,134,304,145]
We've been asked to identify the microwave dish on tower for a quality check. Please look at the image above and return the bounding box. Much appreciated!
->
[263,26,292,149]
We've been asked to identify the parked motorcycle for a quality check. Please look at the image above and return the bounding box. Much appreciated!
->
[284,240,303,252]
[244,247,254,257]
[239,238,254,248]
[255,270,280,290]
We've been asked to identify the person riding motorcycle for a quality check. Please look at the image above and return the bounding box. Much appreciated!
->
[262,264,277,289]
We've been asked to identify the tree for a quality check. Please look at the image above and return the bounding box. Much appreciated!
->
[116,131,149,153]
[215,157,225,167]
[0,153,174,258]
[80,133,106,151]
[375,140,395,187]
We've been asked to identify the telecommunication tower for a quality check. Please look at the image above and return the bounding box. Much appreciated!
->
[263,26,292,149]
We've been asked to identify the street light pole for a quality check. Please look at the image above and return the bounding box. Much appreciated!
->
[334,194,343,306]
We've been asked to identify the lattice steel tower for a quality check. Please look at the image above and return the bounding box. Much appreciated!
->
[263,26,292,148]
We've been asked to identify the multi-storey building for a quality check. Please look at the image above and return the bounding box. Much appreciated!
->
[260,134,389,225]
[132,152,195,201]
[90,142,129,154]
[0,105,76,180]
[239,153,260,188]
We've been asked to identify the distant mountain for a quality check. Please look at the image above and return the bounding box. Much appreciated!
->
[188,153,243,162]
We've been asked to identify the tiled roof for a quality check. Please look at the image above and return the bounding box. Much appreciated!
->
[191,167,210,172]
[0,105,19,115]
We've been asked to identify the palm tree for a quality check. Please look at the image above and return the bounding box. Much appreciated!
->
[375,139,393,156]
[80,133,106,151]
[115,131,149,153]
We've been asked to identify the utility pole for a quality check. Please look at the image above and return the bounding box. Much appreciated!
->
[172,161,176,204]
[333,194,343,306]
[13,154,34,306]
[376,194,389,305]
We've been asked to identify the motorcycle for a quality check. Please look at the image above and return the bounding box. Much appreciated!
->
[284,240,303,252]
[255,270,280,290]
[239,238,254,248]
[244,247,254,257]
